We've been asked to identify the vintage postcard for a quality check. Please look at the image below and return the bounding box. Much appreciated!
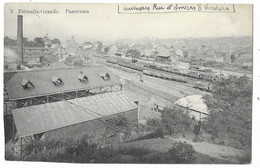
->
[3,2,253,164]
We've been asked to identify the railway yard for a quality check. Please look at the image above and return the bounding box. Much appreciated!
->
[94,55,219,94]
[93,55,210,102]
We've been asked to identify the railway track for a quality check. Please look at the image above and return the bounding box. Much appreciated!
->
[107,64,208,97]
[100,59,213,92]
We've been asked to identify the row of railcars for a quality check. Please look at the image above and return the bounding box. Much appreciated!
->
[106,58,118,64]
[118,61,144,72]
[144,63,223,82]
[105,59,213,92]
[143,70,187,83]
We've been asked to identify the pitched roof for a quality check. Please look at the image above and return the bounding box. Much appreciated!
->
[5,66,121,99]
[175,49,184,57]
[26,60,41,66]
[12,91,138,137]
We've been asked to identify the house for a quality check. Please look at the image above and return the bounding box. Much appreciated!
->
[141,49,152,58]
[175,95,209,120]
[26,60,41,68]
[175,49,184,57]
[200,49,215,62]
[236,54,253,67]
[155,52,173,63]
[115,51,125,57]
[108,45,118,55]
[175,48,188,58]
[83,42,94,50]
[213,52,226,63]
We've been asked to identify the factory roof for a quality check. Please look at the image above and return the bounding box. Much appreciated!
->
[5,66,121,100]
[12,91,138,137]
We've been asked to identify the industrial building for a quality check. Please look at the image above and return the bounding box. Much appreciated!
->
[11,91,139,141]
[4,66,122,112]
[4,15,140,150]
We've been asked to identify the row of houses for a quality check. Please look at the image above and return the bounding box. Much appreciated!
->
[103,40,252,67]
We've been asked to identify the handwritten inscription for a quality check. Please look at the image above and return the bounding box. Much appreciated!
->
[119,4,235,14]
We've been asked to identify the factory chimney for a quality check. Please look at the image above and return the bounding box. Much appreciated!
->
[17,15,23,65]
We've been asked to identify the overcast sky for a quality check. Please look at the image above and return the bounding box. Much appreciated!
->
[4,3,252,43]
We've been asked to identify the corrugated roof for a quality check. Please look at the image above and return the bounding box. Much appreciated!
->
[6,66,121,99]
[12,91,138,137]
[175,95,209,115]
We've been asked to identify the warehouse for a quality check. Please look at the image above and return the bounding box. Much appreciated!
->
[11,91,139,141]
[4,66,122,110]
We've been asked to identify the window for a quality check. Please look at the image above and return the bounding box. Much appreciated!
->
[77,72,88,82]
[99,72,110,80]
[22,79,34,89]
[52,76,63,86]
[33,133,44,141]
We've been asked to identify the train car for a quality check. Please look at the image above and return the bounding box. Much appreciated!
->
[131,59,138,63]
[193,81,212,91]
[106,58,118,64]
[143,70,153,76]
[188,70,200,78]
[118,61,144,72]
[160,73,173,80]
[173,76,187,83]
[189,65,200,70]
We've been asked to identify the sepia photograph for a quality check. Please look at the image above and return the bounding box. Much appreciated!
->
[2,1,255,165]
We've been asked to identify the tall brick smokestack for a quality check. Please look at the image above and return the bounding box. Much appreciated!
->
[17,15,23,65]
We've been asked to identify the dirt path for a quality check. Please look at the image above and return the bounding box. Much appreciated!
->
[168,137,250,164]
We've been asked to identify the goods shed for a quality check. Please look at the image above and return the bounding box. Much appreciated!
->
[12,91,139,140]
[4,66,122,109]
[155,53,173,63]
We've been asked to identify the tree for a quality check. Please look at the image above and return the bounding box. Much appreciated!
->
[230,53,236,63]
[4,36,16,46]
[24,40,35,47]
[203,76,252,150]
[33,37,45,47]
[104,47,109,53]
[23,37,29,44]
[168,141,196,163]
[146,106,195,138]
[96,41,103,51]
[51,38,61,45]
[161,107,194,137]
[126,49,141,58]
